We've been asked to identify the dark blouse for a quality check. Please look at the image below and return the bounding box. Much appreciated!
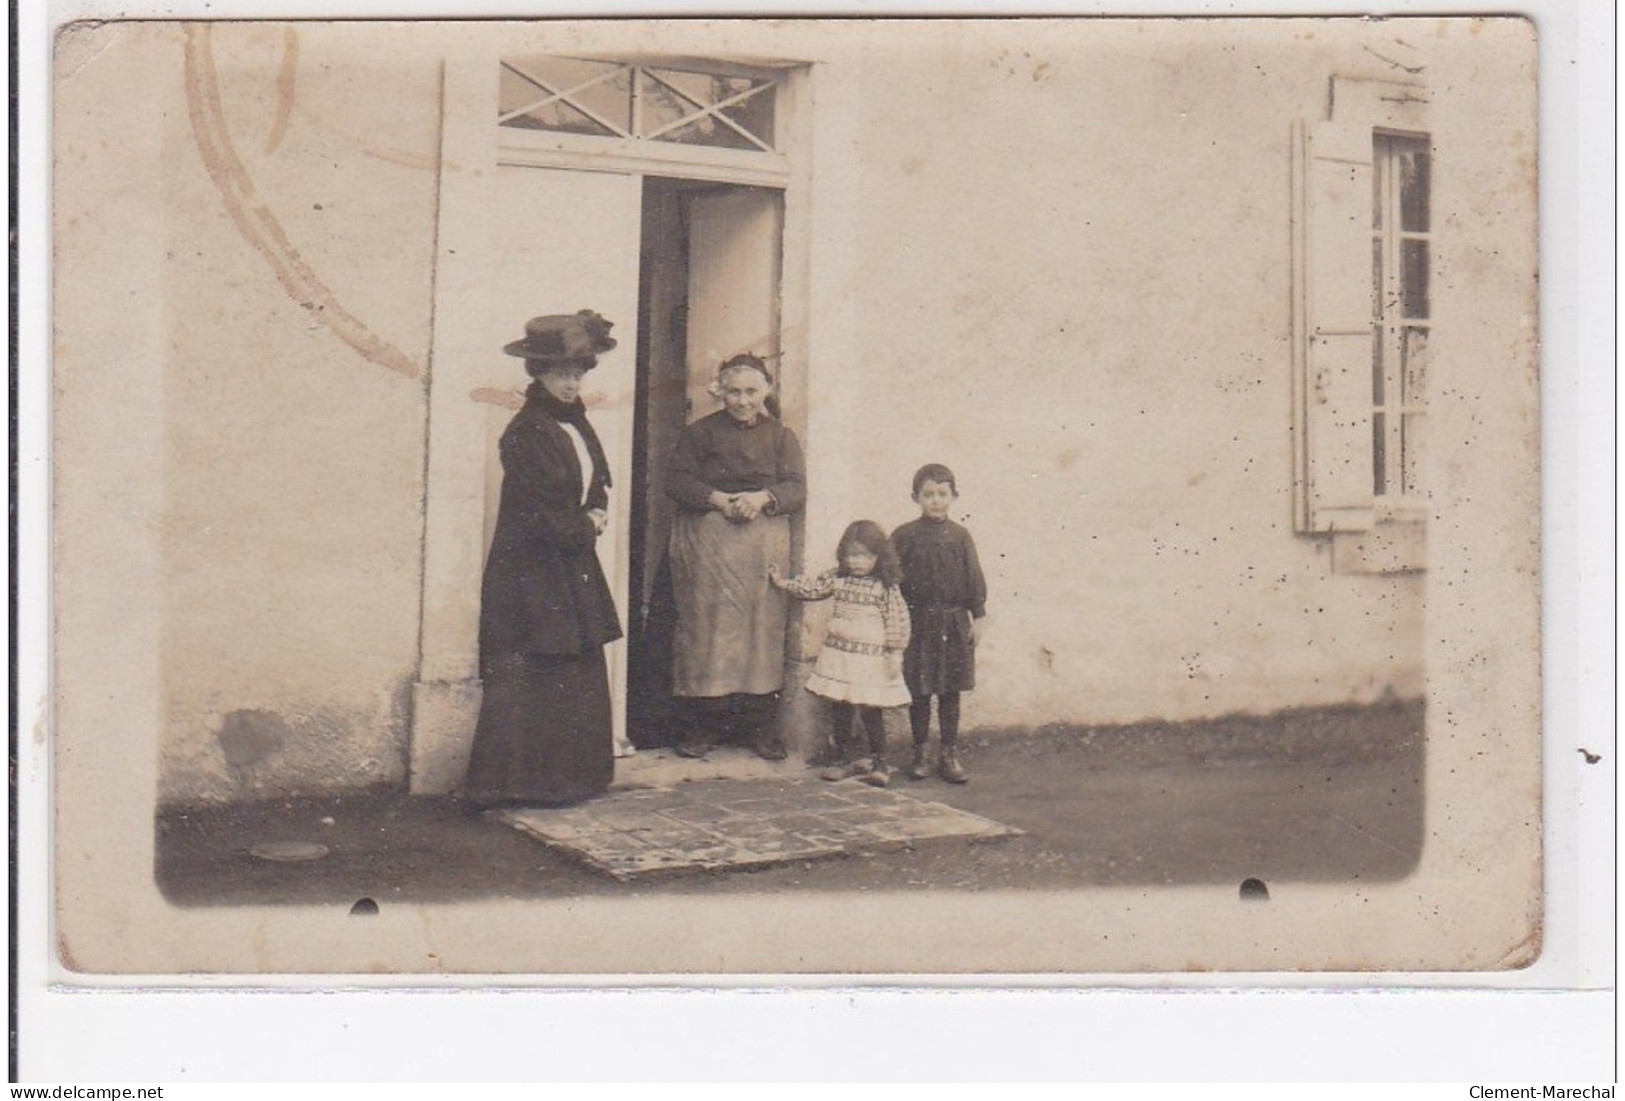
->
[666,410,806,514]
[891,517,988,619]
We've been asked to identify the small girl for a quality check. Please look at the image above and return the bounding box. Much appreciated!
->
[769,520,912,787]
[891,464,988,783]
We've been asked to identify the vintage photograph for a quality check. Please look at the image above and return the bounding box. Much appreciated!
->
[49,15,1542,976]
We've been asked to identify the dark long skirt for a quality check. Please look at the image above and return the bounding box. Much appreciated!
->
[465,648,614,808]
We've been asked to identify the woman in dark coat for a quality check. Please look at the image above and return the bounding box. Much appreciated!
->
[464,311,623,809]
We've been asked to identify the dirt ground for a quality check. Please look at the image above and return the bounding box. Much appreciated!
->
[155,699,1423,907]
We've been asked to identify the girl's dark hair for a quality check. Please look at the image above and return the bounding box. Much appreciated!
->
[836,520,903,588]
[912,463,958,497]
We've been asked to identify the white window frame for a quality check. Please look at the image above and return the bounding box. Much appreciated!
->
[1291,74,1431,572]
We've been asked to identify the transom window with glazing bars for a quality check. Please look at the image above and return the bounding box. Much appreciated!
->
[499,56,779,153]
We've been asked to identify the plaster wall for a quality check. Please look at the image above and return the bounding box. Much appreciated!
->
[803,22,1427,728]
[83,24,444,803]
[58,20,1440,805]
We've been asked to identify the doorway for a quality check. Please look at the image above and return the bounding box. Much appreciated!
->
[626,178,786,748]
[411,54,807,791]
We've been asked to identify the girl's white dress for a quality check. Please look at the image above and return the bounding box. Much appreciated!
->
[779,571,913,707]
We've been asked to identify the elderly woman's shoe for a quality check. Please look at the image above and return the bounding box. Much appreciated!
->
[906,745,932,780]
[752,735,789,762]
[938,749,968,784]
[675,735,715,759]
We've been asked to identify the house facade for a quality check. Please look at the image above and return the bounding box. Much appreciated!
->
[51,19,1537,806]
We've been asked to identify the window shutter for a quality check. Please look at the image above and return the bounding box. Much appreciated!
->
[1297,120,1376,532]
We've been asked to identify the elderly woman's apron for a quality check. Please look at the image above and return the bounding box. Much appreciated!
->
[669,510,790,697]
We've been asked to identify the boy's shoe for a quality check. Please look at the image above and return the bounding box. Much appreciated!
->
[860,760,891,788]
[905,745,932,781]
[820,757,871,782]
[938,748,968,784]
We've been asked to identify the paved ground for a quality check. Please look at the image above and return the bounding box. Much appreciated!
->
[155,700,1424,906]
[498,779,1021,880]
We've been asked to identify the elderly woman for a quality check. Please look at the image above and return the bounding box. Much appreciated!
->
[464,311,622,809]
[667,353,806,760]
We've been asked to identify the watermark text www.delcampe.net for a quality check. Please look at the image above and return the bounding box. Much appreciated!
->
[11,1089,164,1099]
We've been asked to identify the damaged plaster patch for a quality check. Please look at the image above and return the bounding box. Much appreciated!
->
[184,701,406,802]
[217,708,290,767]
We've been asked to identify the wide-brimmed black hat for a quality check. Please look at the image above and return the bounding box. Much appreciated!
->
[503,310,618,363]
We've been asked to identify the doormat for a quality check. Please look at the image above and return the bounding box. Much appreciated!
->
[494,779,1021,881]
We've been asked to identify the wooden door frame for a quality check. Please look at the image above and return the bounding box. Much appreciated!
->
[409,55,812,793]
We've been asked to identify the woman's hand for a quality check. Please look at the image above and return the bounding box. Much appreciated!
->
[766,563,785,589]
[588,508,608,536]
[730,490,773,522]
[970,616,986,646]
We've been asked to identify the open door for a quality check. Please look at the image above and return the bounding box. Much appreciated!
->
[481,166,642,754]
[414,160,642,781]
[626,179,784,747]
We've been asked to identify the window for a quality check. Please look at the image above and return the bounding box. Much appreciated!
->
[1292,74,1430,571]
[1371,134,1430,503]
[499,57,779,153]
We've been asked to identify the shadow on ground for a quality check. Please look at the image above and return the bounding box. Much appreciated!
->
[155,699,1423,907]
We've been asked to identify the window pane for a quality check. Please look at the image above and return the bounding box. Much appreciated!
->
[1373,412,1388,496]
[1372,142,1385,231]
[1371,237,1384,321]
[1402,413,1426,496]
[640,69,775,150]
[1399,148,1430,232]
[637,70,694,135]
[655,115,765,151]
[499,59,631,135]
[1400,239,1429,319]
[1372,324,1385,406]
[648,68,717,108]
[1403,327,1429,405]
[720,84,776,149]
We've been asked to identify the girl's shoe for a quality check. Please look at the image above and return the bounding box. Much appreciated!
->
[820,757,871,782]
[806,742,843,768]
[938,749,968,784]
[906,745,932,781]
[860,760,892,788]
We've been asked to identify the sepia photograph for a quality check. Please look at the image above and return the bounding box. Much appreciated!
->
[43,10,1556,991]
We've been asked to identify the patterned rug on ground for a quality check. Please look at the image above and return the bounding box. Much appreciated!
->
[495,778,1022,881]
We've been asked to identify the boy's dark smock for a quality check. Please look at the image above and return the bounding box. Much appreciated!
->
[891,517,987,695]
